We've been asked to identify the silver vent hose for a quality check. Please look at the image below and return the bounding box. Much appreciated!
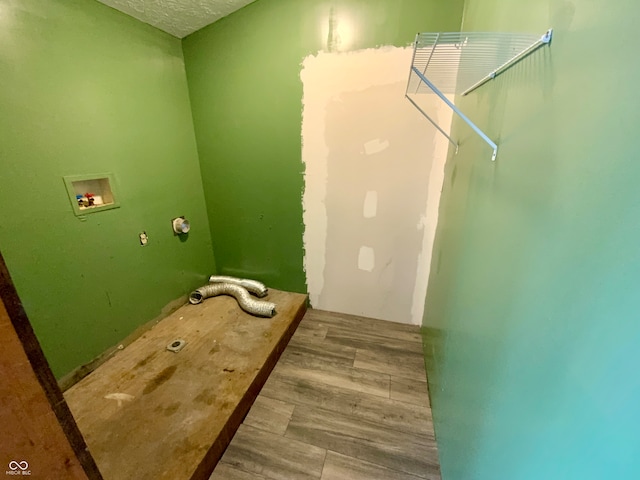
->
[189,283,276,318]
[209,275,268,298]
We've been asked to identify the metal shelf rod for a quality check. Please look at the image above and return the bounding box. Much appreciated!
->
[462,29,553,96]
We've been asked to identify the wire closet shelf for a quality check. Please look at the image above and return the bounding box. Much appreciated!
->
[405,29,553,161]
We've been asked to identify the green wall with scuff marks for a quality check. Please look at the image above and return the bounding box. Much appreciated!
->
[423,0,640,478]
[182,0,465,293]
[0,0,215,378]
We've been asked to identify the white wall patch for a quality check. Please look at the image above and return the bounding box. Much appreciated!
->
[301,46,454,324]
[363,138,390,155]
[363,191,378,218]
[358,246,375,272]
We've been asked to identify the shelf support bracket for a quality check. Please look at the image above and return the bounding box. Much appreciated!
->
[405,94,458,151]
[410,66,498,161]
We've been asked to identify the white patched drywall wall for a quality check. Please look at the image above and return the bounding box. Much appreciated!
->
[301,47,453,325]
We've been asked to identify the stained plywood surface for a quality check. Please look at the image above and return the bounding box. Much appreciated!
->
[64,289,306,480]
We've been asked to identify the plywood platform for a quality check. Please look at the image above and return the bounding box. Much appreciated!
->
[64,289,307,480]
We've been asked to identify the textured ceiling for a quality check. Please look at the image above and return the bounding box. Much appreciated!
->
[96,0,259,38]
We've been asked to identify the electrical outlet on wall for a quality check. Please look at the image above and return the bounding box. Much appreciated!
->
[139,232,148,246]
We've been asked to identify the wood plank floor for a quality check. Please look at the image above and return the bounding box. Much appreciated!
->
[210,309,440,480]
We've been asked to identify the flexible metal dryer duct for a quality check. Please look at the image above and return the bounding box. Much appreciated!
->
[208,275,268,298]
[189,283,276,318]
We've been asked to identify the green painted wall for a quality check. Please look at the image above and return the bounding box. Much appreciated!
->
[423,0,640,478]
[0,0,215,378]
[182,0,464,293]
